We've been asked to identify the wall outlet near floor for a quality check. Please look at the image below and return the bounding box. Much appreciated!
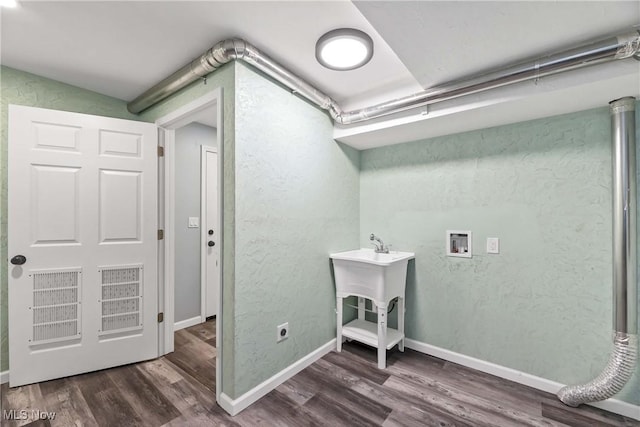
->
[277,322,289,342]
[487,237,500,254]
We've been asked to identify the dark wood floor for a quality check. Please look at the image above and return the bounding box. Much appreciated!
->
[1,319,638,426]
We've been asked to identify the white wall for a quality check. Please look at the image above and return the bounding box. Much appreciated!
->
[174,122,217,323]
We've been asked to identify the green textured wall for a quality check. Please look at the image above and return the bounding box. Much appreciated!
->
[360,105,640,405]
[3,63,638,410]
[232,63,359,397]
[0,66,147,373]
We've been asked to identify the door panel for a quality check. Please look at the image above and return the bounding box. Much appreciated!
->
[99,169,142,242]
[31,165,81,244]
[98,129,142,157]
[8,105,158,387]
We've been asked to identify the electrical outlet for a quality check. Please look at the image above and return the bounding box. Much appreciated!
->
[277,322,289,342]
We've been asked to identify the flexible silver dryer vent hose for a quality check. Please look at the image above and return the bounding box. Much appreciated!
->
[557,332,637,406]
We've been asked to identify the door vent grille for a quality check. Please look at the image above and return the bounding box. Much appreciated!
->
[99,265,143,334]
[102,298,139,315]
[33,321,79,342]
[34,304,78,323]
[34,289,78,306]
[30,268,82,345]
[34,271,78,289]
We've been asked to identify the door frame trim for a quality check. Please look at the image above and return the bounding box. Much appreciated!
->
[155,89,224,401]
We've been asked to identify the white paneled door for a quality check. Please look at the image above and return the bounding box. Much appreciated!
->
[8,105,158,387]
[203,148,219,318]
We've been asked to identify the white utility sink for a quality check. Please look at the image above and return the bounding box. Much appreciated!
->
[330,248,414,369]
[330,248,414,304]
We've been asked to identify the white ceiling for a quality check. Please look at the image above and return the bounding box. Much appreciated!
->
[0,1,418,105]
[354,1,638,88]
[1,1,639,149]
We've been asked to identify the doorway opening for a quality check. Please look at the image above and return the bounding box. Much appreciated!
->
[155,90,223,401]
[173,120,218,330]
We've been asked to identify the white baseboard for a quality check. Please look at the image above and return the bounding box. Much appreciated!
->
[217,338,336,416]
[588,398,640,421]
[0,370,8,384]
[405,338,640,421]
[173,315,203,331]
[217,392,235,415]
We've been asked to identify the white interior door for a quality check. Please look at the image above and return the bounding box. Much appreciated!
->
[202,147,219,318]
[8,105,158,387]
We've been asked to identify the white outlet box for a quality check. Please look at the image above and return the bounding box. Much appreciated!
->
[188,217,199,228]
[277,322,289,342]
[446,230,472,258]
[487,237,500,254]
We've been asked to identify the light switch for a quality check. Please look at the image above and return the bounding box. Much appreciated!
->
[486,237,499,254]
[188,217,200,228]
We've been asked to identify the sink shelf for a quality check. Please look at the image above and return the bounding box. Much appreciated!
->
[342,319,404,350]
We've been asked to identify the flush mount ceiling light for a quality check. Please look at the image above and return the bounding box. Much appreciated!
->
[315,28,373,71]
[0,0,17,7]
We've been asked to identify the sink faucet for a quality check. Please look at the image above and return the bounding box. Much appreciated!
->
[370,233,389,253]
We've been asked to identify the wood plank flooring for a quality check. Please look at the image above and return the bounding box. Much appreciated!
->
[1,319,638,426]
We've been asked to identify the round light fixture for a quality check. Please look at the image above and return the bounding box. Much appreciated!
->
[316,28,373,71]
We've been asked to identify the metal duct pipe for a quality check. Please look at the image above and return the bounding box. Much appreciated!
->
[611,97,638,337]
[557,97,638,407]
[127,29,640,122]
[338,31,640,124]
[127,39,342,116]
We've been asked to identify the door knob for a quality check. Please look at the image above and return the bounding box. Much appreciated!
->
[11,255,27,265]
[208,241,215,247]
[208,230,214,235]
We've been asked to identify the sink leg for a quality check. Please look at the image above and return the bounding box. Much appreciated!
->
[336,296,343,352]
[398,297,405,352]
[377,302,387,369]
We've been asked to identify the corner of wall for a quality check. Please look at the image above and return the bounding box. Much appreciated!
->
[140,62,238,398]
[230,63,358,398]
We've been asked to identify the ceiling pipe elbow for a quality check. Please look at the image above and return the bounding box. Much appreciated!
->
[328,104,345,124]
[614,30,640,59]
[126,38,246,114]
[208,38,249,65]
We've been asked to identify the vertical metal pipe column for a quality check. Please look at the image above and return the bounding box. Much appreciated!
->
[612,97,638,336]
[557,97,638,406]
